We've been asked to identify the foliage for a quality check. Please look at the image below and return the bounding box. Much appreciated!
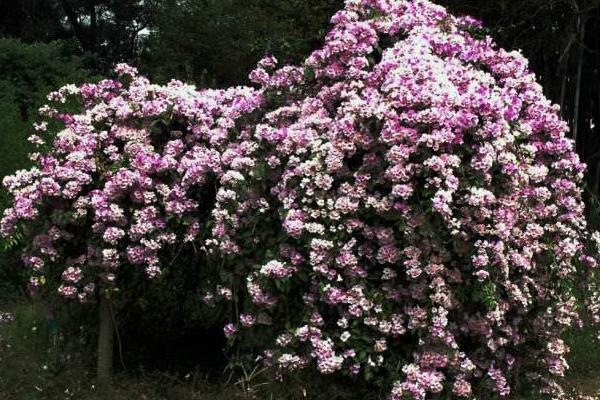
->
[0,39,88,179]
[0,0,158,74]
[2,1,600,400]
[0,99,31,182]
[139,0,343,86]
[0,301,89,398]
[564,326,600,379]
[0,39,88,121]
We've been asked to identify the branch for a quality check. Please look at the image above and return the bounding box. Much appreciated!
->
[572,16,587,144]
[575,4,600,14]
[558,33,577,64]
[59,0,91,51]
[88,0,97,51]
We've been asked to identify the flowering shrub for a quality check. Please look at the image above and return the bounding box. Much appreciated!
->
[0,65,264,298]
[2,0,600,398]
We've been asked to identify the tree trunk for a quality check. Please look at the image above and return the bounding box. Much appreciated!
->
[97,293,114,383]
[572,16,587,146]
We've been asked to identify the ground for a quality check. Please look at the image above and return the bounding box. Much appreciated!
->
[1,301,600,400]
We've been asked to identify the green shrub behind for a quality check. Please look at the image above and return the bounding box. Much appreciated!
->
[0,38,89,180]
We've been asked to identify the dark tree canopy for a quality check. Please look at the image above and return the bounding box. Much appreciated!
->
[0,0,158,73]
[140,0,343,86]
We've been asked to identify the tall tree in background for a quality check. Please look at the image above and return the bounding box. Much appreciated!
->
[0,0,158,73]
[140,0,343,86]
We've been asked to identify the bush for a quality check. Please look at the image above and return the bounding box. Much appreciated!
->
[0,39,89,303]
[2,1,600,399]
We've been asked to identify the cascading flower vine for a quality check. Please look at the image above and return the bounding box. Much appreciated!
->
[2,0,600,398]
[0,65,265,299]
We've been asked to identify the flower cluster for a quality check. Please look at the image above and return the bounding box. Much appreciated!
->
[224,0,600,398]
[2,0,600,398]
[0,312,13,324]
[1,66,264,300]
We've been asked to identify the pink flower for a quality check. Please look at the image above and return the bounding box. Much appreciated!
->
[240,314,255,327]
[62,266,83,283]
[377,245,400,264]
[223,323,237,339]
[259,260,295,279]
[58,285,77,298]
[452,378,472,398]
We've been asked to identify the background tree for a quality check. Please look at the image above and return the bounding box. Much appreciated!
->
[139,0,343,86]
[0,0,158,74]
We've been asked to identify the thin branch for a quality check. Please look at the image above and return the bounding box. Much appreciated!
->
[59,0,91,51]
[572,16,587,144]
[108,297,127,371]
[575,4,600,14]
[559,33,577,63]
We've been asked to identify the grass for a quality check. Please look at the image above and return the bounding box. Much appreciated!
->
[563,327,600,399]
[0,301,365,400]
[1,300,600,400]
[0,301,253,400]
